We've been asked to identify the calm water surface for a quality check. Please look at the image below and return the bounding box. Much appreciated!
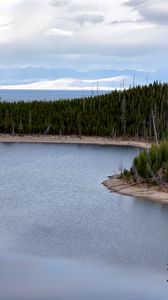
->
[0,143,167,299]
[0,90,110,102]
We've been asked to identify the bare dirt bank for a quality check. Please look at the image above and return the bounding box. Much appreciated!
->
[102,175,168,204]
[0,134,151,148]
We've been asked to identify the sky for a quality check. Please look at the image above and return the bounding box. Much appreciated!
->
[0,0,167,89]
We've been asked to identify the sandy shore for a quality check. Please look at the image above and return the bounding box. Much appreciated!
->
[102,175,168,204]
[0,134,151,148]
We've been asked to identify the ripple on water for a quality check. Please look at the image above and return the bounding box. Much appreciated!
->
[0,143,167,299]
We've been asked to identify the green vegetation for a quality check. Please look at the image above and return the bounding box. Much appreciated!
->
[0,81,168,138]
[124,142,168,185]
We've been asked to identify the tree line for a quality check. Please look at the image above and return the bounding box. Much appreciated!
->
[124,142,168,185]
[0,81,168,139]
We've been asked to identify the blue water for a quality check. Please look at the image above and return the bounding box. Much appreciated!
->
[0,90,110,102]
[0,143,167,299]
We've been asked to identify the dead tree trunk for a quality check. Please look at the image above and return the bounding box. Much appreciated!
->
[151,108,159,145]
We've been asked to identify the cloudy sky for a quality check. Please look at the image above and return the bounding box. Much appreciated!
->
[0,0,167,89]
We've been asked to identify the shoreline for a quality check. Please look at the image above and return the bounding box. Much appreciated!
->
[102,175,168,204]
[1,134,165,203]
[0,134,151,148]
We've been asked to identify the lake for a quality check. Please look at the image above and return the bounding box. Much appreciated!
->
[0,90,110,102]
[0,143,167,299]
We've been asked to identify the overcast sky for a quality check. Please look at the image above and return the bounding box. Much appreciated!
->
[0,0,167,75]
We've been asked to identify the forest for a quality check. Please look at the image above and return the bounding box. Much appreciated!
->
[123,142,168,186]
[0,81,168,139]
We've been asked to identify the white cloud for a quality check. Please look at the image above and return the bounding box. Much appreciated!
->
[49,0,70,7]
[75,14,105,25]
[125,0,168,26]
[0,0,167,74]
[45,28,73,37]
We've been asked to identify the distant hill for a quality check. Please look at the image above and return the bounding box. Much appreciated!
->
[0,67,166,87]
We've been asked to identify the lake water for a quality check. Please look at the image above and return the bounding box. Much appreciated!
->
[0,90,110,102]
[0,143,168,299]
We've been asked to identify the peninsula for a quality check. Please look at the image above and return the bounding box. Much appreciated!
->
[102,175,168,204]
[103,142,168,204]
